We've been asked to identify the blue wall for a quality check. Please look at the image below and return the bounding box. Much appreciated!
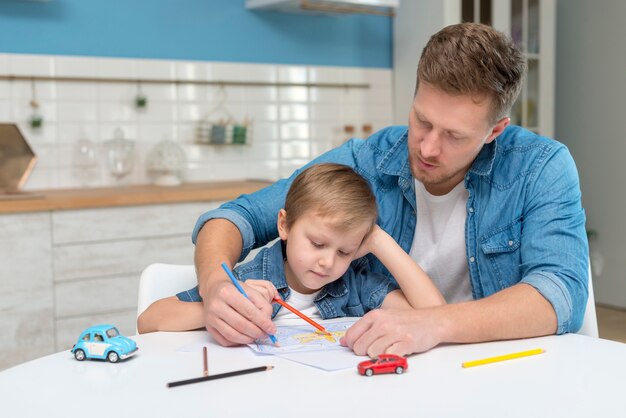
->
[0,0,392,68]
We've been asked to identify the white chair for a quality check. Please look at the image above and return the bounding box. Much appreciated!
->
[135,262,598,337]
[577,264,598,337]
[136,263,197,319]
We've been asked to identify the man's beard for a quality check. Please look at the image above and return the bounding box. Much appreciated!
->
[409,154,468,189]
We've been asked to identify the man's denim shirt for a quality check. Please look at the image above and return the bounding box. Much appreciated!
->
[193,125,589,334]
[177,241,396,319]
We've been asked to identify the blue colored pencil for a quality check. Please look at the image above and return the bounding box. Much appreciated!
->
[221,262,278,345]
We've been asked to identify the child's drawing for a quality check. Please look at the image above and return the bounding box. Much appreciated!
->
[248,320,355,354]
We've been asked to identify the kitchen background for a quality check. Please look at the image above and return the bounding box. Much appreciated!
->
[0,0,394,370]
[1,0,625,371]
[0,1,393,190]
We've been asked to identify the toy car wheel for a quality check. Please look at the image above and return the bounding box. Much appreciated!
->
[395,366,404,374]
[74,349,86,361]
[107,351,119,363]
[365,368,374,376]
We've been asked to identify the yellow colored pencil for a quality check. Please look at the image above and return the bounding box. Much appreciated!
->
[462,348,545,368]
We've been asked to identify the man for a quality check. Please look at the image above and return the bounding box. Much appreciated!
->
[192,23,589,357]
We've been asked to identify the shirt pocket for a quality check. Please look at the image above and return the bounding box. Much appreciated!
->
[480,219,522,290]
[345,304,365,317]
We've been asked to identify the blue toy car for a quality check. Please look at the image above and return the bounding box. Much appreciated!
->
[71,324,138,363]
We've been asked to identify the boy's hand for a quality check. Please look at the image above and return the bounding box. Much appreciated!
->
[244,279,279,302]
[354,224,384,259]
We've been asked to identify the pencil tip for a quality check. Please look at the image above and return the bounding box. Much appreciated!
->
[267,365,274,370]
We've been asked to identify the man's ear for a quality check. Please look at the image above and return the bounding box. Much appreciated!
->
[486,116,510,144]
[277,209,289,240]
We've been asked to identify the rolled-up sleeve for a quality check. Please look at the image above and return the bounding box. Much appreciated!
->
[521,146,589,334]
[523,271,576,334]
[192,208,257,259]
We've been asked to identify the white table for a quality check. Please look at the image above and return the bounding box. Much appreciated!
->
[1,330,625,418]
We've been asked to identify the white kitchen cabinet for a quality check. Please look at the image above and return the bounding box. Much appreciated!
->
[0,201,220,370]
[0,212,54,370]
[393,0,555,138]
[50,201,218,350]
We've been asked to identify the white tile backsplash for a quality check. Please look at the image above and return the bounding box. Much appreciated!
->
[9,54,55,77]
[280,104,309,121]
[241,63,278,83]
[135,58,176,80]
[206,62,244,82]
[175,61,209,81]
[278,86,308,102]
[308,66,342,83]
[21,123,58,145]
[280,122,309,140]
[0,100,12,120]
[244,86,278,102]
[56,81,97,101]
[140,84,178,102]
[54,56,97,78]
[11,80,56,100]
[1,53,392,190]
[95,57,136,79]
[278,65,308,83]
[281,140,310,160]
[57,102,98,123]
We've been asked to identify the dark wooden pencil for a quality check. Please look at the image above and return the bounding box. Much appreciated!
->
[167,365,274,388]
[202,346,208,377]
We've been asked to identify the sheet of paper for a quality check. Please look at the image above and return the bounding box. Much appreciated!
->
[277,346,367,371]
[176,318,365,371]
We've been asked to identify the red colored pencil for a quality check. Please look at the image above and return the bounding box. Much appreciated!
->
[272,297,332,336]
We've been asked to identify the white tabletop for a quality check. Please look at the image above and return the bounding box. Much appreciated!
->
[1,330,625,418]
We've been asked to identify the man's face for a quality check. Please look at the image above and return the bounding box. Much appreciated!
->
[407,82,508,195]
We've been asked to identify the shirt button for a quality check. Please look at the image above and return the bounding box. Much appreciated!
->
[469,207,474,213]
[470,256,475,263]
[508,240,514,246]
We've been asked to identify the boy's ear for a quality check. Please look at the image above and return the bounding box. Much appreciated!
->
[277,209,289,240]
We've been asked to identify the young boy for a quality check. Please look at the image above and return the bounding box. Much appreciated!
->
[137,163,445,334]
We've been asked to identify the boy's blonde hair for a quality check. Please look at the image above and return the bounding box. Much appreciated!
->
[284,163,377,232]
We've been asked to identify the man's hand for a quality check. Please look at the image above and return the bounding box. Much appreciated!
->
[201,279,277,346]
[340,308,443,357]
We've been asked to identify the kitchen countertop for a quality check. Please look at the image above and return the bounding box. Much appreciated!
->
[0,180,272,214]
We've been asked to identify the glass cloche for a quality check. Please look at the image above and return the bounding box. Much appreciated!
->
[145,140,187,186]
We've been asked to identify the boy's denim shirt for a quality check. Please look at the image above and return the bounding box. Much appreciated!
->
[193,125,589,334]
[177,240,397,319]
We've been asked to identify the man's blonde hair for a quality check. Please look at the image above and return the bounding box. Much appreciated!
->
[284,163,377,232]
[416,22,526,124]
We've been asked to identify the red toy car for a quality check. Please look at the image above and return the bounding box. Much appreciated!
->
[358,354,408,376]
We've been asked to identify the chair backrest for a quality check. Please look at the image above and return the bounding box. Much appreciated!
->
[136,263,198,319]
[577,263,598,338]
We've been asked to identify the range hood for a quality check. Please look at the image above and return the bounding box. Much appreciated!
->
[246,0,398,16]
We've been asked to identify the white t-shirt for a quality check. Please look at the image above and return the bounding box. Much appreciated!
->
[409,180,473,303]
[273,288,323,320]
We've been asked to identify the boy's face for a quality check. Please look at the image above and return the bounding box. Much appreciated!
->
[407,82,509,195]
[277,209,370,294]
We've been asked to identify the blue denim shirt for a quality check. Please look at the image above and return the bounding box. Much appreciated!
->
[193,125,589,334]
[177,240,397,319]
